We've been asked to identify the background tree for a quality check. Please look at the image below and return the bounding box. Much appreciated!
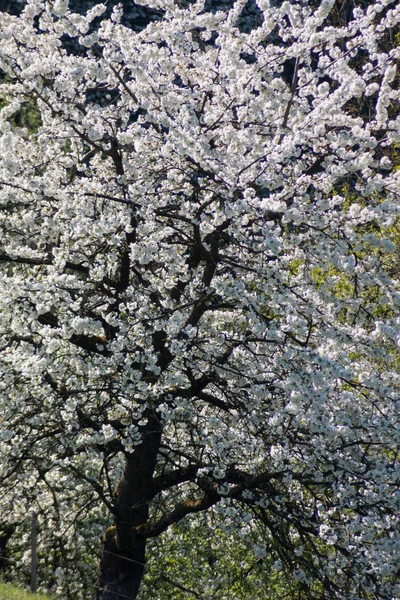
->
[0,1,400,598]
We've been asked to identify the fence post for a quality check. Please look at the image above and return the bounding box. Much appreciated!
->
[30,511,37,593]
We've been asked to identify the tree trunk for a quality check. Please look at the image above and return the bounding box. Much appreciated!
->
[96,526,146,600]
[96,413,162,600]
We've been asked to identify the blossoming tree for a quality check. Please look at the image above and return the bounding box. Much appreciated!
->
[0,0,400,598]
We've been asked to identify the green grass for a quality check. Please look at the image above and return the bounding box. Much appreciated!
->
[0,582,54,600]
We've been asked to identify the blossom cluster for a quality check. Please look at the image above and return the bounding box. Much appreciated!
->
[0,0,400,597]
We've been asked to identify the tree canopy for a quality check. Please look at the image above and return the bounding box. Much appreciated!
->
[0,0,400,598]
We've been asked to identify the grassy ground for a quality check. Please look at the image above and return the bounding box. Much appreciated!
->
[0,582,54,600]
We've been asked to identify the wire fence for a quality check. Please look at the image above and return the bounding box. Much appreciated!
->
[95,584,138,600]
[103,549,145,567]
[0,555,140,600]
[0,526,139,600]
[0,521,201,600]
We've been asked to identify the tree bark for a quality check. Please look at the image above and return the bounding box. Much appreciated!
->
[96,413,162,600]
[96,526,146,600]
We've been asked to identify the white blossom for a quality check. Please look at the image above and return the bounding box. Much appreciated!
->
[0,1,400,598]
